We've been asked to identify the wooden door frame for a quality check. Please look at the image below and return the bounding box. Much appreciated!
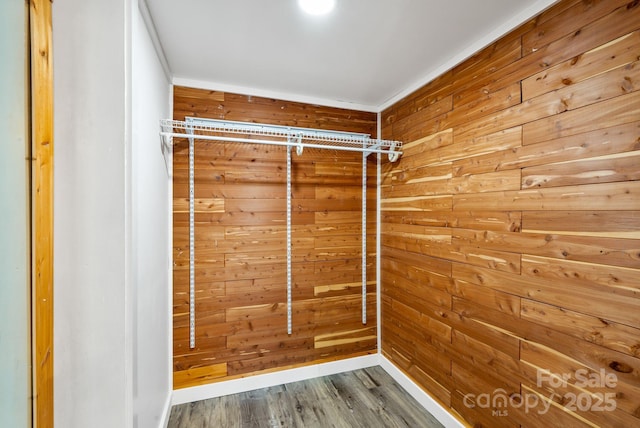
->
[30,0,54,426]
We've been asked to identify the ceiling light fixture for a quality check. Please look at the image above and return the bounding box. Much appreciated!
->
[298,0,336,16]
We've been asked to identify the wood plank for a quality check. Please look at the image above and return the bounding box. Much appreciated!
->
[521,255,640,300]
[448,280,521,318]
[314,160,362,175]
[401,128,454,157]
[522,150,640,188]
[382,223,451,244]
[313,281,366,298]
[383,70,454,128]
[381,211,450,227]
[523,29,640,100]
[453,228,640,268]
[382,162,452,190]
[456,296,640,391]
[451,329,523,389]
[450,308,521,361]
[447,126,523,164]
[30,0,54,425]
[393,129,454,170]
[451,244,521,273]
[526,58,640,111]
[173,85,225,102]
[453,181,640,212]
[455,61,640,145]
[389,96,453,144]
[315,185,362,200]
[450,211,522,232]
[174,182,310,200]
[174,363,228,389]
[452,34,523,92]
[381,177,451,199]
[382,255,451,284]
[522,210,640,237]
[530,0,581,26]
[381,269,452,311]
[381,210,522,232]
[451,82,522,125]
[383,230,521,273]
[448,0,640,125]
[178,210,315,226]
[453,263,640,328]
[314,327,376,349]
[450,169,521,194]
[383,246,452,277]
[523,91,640,145]
[521,299,640,357]
[521,0,632,55]
[452,121,640,177]
[381,195,452,212]
[174,197,225,213]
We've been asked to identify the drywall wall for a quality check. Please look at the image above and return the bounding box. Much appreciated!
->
[53,0,132,426]
[54,0,175,426]
[132,1,172,426]
[171,87,379,388]
[0,2,31,426]
[380,0,640,426]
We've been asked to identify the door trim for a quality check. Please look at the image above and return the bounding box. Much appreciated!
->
[30,0,53,426]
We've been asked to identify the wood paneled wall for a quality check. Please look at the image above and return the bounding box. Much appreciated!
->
[172,86,379,388]
[381,1,640,426]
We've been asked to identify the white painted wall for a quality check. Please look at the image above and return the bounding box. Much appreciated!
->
[0,2,31,426]
[53,1,133,426]
[54,0,173,426]
[132,1,172,426]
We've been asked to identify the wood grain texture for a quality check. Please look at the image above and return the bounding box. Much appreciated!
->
[168,366,445,428]
[172,87,378,388]
[30,0,54,426]
[381,0,640,426]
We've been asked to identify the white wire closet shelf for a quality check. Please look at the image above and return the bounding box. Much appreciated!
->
[160,118,403,161]
[161,117,403,347]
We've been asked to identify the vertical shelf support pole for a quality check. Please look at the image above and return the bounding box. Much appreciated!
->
[362,151,367,325]
[188,125,196,349]
[286,143,293,335]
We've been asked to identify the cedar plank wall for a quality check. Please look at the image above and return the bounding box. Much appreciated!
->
[172,87,379,388]
[381,1,640,427]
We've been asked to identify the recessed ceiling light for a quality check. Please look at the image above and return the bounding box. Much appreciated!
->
[298,0,336,16]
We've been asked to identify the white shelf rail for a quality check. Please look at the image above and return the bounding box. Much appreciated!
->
[161,118,402,161]
[163,117,402,346]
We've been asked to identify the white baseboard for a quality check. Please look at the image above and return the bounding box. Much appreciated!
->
[379,356,465,428]
[168,354,461,427]
[171,354,380,405]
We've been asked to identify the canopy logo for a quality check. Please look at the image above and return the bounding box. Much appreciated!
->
[463,368,618,417]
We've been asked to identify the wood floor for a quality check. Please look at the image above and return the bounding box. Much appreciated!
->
[168,366,445,427]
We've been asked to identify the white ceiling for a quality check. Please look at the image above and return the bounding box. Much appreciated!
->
[145,0,557,111]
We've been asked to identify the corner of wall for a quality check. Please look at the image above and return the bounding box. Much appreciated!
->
[379,356,465,428]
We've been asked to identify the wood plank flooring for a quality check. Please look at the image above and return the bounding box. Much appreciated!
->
[167,366,445,428]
